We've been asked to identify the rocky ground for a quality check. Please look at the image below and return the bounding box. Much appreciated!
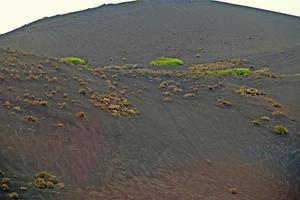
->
[0,0,299,199]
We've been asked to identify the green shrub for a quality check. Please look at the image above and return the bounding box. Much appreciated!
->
[150,57,184,66]
[273,124,289,134]
[62,57,86,65]
[252,119,261,125]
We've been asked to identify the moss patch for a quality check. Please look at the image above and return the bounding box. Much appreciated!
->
[150,57,184,66]
[61,57,86,65]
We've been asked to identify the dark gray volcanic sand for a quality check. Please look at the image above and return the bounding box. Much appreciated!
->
[0,0,300,200]
[1,0,300,66]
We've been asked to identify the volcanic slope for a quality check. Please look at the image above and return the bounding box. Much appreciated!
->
[0,47,299,199]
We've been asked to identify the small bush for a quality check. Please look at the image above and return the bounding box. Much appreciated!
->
[150,57,184,66]
[252,119,261,125]
[227,186,238,194]
[62,57,86,65]
[217,99,233,107]
[76,111,87,119]
[273,124,289,134]
[33,171,58,189]
[261,116,270,121]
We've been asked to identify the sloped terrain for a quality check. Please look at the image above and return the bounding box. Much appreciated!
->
[0,0,300,200]
[0,47,299,200]
[1,0,300,66]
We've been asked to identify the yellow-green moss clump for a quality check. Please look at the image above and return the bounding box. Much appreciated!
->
[33,171,58,189]
[273,124,289,134]
[61,57,86,65]
[150,57,184,66]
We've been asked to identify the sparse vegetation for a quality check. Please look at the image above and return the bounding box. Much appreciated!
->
[1,177,10,191]
[273,124,289,134]
[183,93,196,99]
[20,186,28,191]
[252,119,261,125]
[227,186,238,194]
[24,115,38,122]
[89,92,140,116]
[8,192,19,199]
[205,68,250,76]
[236,86,266,96]
[159,80,182,93]
[76,111,87,119]
[33,171,58,189]
[217,99,233,107]
[163,97,173,102]
[150,57,184,66]
[261,116,270,121]
[61,57,86,65]
[188,58,248,76]
[253,67,280,79]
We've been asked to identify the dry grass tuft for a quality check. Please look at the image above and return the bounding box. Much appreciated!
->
[76,111,87,119]
[33,171,58,189]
